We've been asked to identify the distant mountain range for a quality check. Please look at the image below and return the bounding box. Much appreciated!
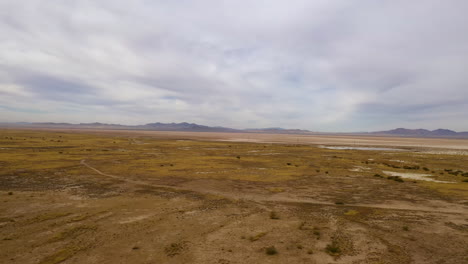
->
[0,121,314,134]
[1,122,468,138]
[371,128,468,138]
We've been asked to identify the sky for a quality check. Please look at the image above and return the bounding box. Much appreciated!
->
[1,0,468,132]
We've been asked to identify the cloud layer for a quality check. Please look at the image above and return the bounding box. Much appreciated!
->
[1,0,468,131]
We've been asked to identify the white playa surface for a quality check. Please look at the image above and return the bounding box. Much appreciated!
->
[382,171,455,183]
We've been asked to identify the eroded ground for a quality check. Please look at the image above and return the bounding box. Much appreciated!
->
[0,129,467,264]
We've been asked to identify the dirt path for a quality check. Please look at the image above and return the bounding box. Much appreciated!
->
[80,160,468,215]
[80,159,187,191]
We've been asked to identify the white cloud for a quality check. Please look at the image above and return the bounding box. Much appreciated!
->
[0,0,467,131]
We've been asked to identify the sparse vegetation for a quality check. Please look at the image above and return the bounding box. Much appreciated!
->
[325,242,341,256]
[313,230,321,239]
[1,129,467,263]
[249,232,267,242]
[265,246,278,255]
[269,211,280,219]
[387,176,404,182]
[344,210,359,216]
[165,242,186,257]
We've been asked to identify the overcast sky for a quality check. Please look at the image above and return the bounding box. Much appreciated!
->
[1,0,468,132]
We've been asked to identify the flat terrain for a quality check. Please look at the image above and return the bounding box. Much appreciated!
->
[0,129,467,264]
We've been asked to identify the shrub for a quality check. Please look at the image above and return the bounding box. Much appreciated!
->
[265,246,278,255]
[325,242,341,256]
[313,230,321,239]
[270,211,280,220]
[387,176,404,182]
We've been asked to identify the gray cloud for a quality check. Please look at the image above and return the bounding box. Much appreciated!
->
[1,0,468,131]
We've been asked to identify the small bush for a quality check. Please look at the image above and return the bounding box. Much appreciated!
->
[313,230,321,239]
[387,176,404,182]
[265,246,278,255]
[423,167,429,171]
[325,243,341,256]
[270,211,280,220]
[402,226,409,231]
[286,162,292,166]
[335,201,344,205]
[8,192,13,195]
[236,156,241,159]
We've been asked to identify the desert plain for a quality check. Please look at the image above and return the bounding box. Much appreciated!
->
[0,129,467,264]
